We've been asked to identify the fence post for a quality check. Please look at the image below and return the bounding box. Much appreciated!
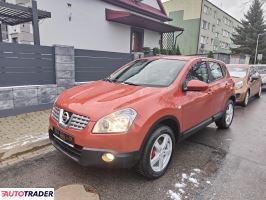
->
[54,45,75,95]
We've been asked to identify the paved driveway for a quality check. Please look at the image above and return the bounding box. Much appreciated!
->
[1,94,266,200]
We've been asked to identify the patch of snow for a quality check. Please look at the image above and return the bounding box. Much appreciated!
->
[0,132,48,151]
[193,168,201,173]
[179,189,185,194]
[206,181,211,184]
[190,172,196,177]
[168,190,181,200]
[182,173,188,181]
[175,183,186,188]
[188,177,199,185]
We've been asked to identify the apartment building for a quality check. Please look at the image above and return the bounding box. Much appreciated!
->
[163,0,242,55]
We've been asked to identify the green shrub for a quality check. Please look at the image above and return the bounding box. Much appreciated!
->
[152,47,160,55]
[175,45,181,55]
[143,47,151,53]
[208,51,214,58]
[160,49,168,55]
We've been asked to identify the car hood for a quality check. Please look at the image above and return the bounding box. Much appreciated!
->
[56,81,163,121]
[232,77,246,83]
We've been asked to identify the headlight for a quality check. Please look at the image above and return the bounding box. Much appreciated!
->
[235,81,243,89]
[92,108,137,133]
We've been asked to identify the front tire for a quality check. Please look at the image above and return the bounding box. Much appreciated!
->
[136,125,175,179]
[215,100,234,129]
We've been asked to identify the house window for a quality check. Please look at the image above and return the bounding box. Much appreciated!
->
[203,5,208,14]
[214,11,217,18]
[217,18,221,25]
[211,39,214,45]
[200,36,208,45]
[222,30,230,37]
[131,28,144,52]
[215,32,219,38]
[212,25,216,33]
[202,20,210,30]
[208,8,212,15]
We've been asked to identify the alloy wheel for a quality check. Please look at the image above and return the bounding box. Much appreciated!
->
[244,91,249,106]
[225,103,234,126]
[149,134,173,172]
[258,86,262,97]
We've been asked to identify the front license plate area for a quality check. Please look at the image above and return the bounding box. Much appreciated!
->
[53,128,75,147]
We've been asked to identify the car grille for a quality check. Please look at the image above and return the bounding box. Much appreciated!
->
[51,106,90,130]
[69,113,90,130]
[52,106,60,121]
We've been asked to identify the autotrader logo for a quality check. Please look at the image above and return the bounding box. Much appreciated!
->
[0,188,54,200]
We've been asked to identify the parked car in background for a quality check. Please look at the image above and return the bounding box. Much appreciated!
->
[251,65,266,89]
[49,56,235,179]
[227,64,262,107]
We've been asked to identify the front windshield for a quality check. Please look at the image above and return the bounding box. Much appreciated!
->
[228,67,248,78]
[106,59,187,87]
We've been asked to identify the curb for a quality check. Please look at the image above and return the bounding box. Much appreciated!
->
[0,138,50,162]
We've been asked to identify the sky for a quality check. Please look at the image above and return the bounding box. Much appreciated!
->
[208,0,250,20]
[162,0,266,21]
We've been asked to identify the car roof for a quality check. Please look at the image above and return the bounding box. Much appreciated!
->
[251,64,266,67]
[226,64,250,68]
[142,55,223,62]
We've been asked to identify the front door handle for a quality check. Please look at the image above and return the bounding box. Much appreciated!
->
[207,89,213,94]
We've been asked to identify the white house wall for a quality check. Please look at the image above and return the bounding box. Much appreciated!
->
[144,29,161,49]
[35,0,162,53]
[37,0,130,53]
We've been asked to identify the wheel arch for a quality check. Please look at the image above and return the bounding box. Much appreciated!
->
[229,95,236,104]
[139,115,181,154]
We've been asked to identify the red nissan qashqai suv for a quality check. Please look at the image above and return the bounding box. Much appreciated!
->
[49,56,235,179]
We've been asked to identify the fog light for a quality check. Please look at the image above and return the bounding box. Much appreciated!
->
[102,153,115,162]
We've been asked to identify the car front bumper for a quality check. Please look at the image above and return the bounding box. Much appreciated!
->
[49,129,140,168]
[235,89,247,103]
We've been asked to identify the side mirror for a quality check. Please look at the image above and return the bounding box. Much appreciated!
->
[251,74,259,81]
[185,80,209,92]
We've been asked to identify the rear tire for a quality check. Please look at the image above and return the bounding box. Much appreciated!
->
[136,125,175,179]
[241,91,250,107]
[255,85,262,98]
[215,100,234,129]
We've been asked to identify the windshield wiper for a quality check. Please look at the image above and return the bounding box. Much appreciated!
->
[103,78,116,83]
[122,81,141,86]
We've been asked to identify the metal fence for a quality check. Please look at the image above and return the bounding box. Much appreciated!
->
[161,32,175,50]
[75,49,133,82]
[0,43,133,87]
[0,42,55,87]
